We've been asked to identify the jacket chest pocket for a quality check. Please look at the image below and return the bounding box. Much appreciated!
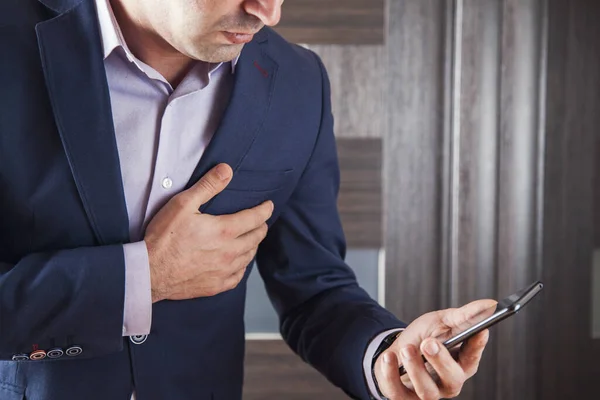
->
[202,169,293,216]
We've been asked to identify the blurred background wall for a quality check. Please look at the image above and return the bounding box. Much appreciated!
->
[243,1,600,399]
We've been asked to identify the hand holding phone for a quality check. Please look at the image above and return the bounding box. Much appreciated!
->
[398,281,544,376]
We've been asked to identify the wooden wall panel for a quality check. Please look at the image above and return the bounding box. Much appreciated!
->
[494,2,546,399]
[384,0,447,322]
[243,340,347,399]
[385,1,600,400]
[275,0,385,45]
[539,0,600,398]
[596,95,600,248]
[310,45,385,139]
[449,1,503,397]
[596,140,600,247]
[337,138,382,248]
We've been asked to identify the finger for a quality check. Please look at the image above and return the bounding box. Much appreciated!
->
[223,264,248,291]
[223,247,257,275]
[458,329,489,378]
[376,351,417,400]
[421,339,464,398]
[234,223,269,253]
[442,299,497,331]
[400,345,440,400]
[184,163,233,207]
[217,201,274,238]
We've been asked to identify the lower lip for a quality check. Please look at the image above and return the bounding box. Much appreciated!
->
[222,32,254,44]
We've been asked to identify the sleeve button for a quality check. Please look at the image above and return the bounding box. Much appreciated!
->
[47,348,64,359]
[130,335,148,345]
[30,350,46,360]
[65,346,83,357]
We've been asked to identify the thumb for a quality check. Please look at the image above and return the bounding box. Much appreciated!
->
[184,163,233,207]
[447,299,498,330]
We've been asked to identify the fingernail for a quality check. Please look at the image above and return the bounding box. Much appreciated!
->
[269,201,274,212]
[383,352,392,364]
[216,164,231,180]
[401,346,413,361]
[424,340,440,356]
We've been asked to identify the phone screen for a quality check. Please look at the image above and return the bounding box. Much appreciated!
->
[399,281,543,376]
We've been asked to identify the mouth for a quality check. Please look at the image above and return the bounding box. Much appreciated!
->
[221,31,255,44]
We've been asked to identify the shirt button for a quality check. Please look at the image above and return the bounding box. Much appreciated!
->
[161,177,173,189]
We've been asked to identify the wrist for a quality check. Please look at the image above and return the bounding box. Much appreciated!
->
[146,238,167,303]
[151,288,164,303]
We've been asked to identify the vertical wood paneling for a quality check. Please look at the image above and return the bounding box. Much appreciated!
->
[596,134,600,248]
[385,0,447,321]
[385,1,600,399]
[540,0,600,398]
[596,142,600,247]
[449,1,503,397]
[309,46,385,138]
[452,0,502,308]
[495,1,546,399]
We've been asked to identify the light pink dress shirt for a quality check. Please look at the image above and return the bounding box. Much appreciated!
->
[94,1,400,398]
[94,0,236,337]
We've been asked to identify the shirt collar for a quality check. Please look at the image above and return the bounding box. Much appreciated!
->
[94,0,239,75]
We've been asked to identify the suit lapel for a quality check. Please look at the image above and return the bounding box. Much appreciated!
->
[185,31,279,212]
[35,0,130,244]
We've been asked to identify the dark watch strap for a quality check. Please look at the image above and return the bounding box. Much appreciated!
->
[370,330,402,399]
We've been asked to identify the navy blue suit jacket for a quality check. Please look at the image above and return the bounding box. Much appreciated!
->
[0,0,405,398]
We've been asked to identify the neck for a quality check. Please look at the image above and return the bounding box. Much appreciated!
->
[110,0,194,87]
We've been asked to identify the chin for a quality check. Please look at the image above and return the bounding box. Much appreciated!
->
[187,43,244,64]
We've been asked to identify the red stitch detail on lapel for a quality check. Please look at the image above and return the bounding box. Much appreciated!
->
[253,61,269,77]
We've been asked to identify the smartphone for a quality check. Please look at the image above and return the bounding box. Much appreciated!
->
[399,281,543,376]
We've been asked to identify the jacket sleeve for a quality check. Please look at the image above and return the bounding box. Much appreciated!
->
[0,245,126,360]
[255,52,407,399]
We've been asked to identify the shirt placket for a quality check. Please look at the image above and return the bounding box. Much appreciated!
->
[144,99,182,225]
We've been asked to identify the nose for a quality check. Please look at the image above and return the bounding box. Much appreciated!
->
[243,0,282,27]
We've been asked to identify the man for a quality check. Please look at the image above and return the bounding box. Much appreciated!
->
[0,0,495,399]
